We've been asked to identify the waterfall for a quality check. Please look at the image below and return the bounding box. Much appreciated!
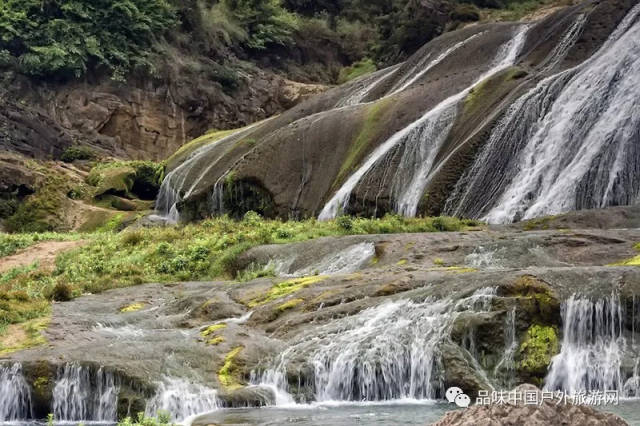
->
[256,288,497,403]
[0,363,33,422]
[336,65,400,107]
[493,308,518,389]
[387,32,486,96]
[52,363,119,421]
[145,378,219,422]
[318,25,528,220]
[539,13,588,73]
[155,122,263,223]
[447,4,640,223]
[544,294,630,395]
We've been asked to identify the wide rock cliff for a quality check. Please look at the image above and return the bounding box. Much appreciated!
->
[160,0,640,224]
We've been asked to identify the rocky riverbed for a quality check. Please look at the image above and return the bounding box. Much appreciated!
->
[3,207,640,423]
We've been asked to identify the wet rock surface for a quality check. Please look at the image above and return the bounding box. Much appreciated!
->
[5,216,640,414]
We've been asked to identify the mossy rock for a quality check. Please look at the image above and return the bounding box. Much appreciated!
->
[88,166,137,197]
[218,346,245,389]
[498,275,561,325]
[22,361,56,418]
[517,324,559,384]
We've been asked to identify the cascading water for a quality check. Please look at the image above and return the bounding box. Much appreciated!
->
[336,65,400,108]
[544,293,635,395]
[0,363,33,422]
[155,122,264,223]
[145,378,219,422]
[387,32,485,96]
[493,308,518,389]
[539,13,588,73]
[447,4,640,223]
[255,288,498,403]
[318,25,528,220]
[52,363,119,422]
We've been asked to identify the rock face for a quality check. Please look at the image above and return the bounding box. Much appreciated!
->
[160,0,640,223]
[431,384,628,426]
[0,68,326,162]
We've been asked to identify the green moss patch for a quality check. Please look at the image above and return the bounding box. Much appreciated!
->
[166,128,239,170]
[87,161,164,200]
[333,98,394,189]
[338,58,377,84]
[518,324,559,376]
[609,243,640,266]
[277,298,304,312]
[119,302,146,313]
[201,323,227,337]
[218,346,244,389]
[248,276,327,307]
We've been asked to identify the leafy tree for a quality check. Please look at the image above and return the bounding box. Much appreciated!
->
[223,0,299,49]
[0,0,177,79]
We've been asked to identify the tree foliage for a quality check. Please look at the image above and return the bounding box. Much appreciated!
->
[0,0,176,79]
[223,0,299,50]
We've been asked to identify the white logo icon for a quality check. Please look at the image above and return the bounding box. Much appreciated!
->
[454,393,471,407]
[446,387,471,407]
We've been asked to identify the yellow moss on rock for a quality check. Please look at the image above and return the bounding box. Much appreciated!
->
[119,302,146,313]
[207,336,225,346]
[218,346,244,389]
[248,276,327,307]
[277,298,304,312]
[201,323,227,337]
[609,243,640,266]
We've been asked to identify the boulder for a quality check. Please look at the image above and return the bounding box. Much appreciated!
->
[431,384,628,426]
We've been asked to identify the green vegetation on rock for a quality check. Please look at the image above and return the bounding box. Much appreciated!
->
[218,346,244,389]
[338,58,377,84]
[334,97,394,188]
[0,213,478,344]
[248,276,327,307]
[201,323,227,337]
[277,298,304,312]
[88,161,165,200]
[610,243,640,266]
[117,411,173,426]
[518,324,559,376]
[120,302,146,313]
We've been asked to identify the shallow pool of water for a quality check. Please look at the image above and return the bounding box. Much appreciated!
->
[190,400,640,426]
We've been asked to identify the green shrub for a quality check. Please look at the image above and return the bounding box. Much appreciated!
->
[337,215,353,231]
[223,0,299,49]
[338,58,376,84]
[50,282,73,302]
[117,411,172,426]
[60,146,96,163]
